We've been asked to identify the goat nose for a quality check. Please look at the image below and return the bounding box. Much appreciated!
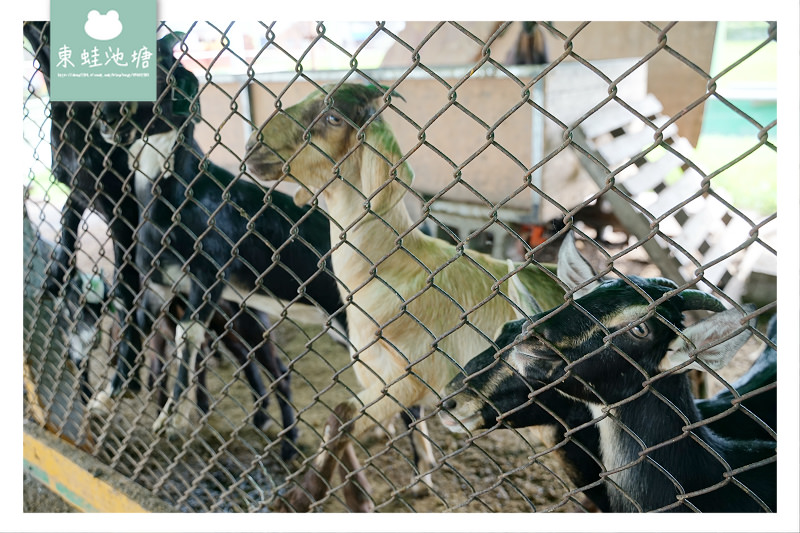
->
[442,398,456,411]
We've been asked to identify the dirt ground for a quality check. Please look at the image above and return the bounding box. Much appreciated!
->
[56,315,593,513]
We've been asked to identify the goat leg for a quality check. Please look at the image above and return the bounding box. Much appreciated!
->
[275,402,370,512]
[76,357,93,406]
[171,341,210,433]
[273,430,340,512]
[338,440,374,512]
[212,305,298,460]
[152,320,204,433]
[215,308,273,432]
[401,406,436,496]
[255,334,298,461]
[147,325,170,409]
[194,344,210,415]
[105,219,145,397]
[45,200,82,297]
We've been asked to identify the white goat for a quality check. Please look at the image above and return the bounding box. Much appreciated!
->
[245,83,565,512]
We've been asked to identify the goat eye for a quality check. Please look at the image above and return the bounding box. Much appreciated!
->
[629,323,650,339]
[326,114,342,126]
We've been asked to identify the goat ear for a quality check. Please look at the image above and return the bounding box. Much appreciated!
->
[171,67,199,117]
[293,187,313,206]
[506,259,543,318]
[157,32,185,59]
[360,121,414,215]
[557,232,600,299]
[157,32,199,117]
[660,305,756,373]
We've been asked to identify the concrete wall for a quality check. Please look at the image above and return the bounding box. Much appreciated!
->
[382,21,716,146]
[192,80,251,173]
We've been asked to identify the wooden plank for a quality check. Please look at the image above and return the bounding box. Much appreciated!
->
[674,198,729,255]
[620,137,694,196]
[23,426,170,512]
[597,116,678,167]
[642,167,703,218]
[580,94,663,139]
[697,216,752,286]
[571,127,687,284]
[544,58,648,124]
[572,89,746,292]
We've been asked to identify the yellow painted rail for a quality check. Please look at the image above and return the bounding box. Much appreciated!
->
[23,425,171,513]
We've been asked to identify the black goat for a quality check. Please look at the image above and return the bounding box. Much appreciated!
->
[442,314,777,512]
[24,21,145,400]
[95,35,345,451]
[442,316,610,512]
[441,235,777,512]
[442,233,775,512]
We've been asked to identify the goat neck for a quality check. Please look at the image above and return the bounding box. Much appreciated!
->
[323,175,420,263]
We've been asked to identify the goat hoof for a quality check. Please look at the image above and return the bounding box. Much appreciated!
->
[152,411,170,434]
[164,421,184,440]
[255,415,274,434]
[166,415,192,438]
[271,487,313,513]
[407,480,431,498]
[270,498,291,513]
[341,469,374,512]
[125,378,142,395]
[343,490,374,513]
[87,389,113,416]
[151,398,177,434]
[371,421,396,442]
[350,500,374,513]
[280,443,300,464]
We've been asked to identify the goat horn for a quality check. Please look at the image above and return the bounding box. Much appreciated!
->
[679,290,726,312]
[158,31,186,56]
[649,277,679,290]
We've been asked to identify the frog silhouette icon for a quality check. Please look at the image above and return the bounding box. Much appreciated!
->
[84,10,123,41]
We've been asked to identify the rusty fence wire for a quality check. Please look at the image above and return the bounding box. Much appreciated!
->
[22,21,777,513]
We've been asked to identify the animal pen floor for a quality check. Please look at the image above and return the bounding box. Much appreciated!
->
[24,200,765,513]
[56,316,589,513]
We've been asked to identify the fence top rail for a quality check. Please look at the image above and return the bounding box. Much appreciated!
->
[199,58,640,86]
[207,64,544,85]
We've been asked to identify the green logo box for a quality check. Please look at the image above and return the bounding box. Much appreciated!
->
[50,0,156,101]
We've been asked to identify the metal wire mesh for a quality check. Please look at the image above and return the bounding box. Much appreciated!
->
[23,21,777,512]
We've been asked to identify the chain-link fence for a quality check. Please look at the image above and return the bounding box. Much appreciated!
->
[23,21,777,513]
